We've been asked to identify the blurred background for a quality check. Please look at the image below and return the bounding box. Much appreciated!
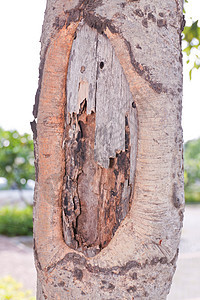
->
[0,0,199,299]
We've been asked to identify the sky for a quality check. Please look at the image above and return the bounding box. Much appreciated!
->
[0,0,199,143]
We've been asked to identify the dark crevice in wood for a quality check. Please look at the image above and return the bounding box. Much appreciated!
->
[100,61,104,69]
[63,100,132,257]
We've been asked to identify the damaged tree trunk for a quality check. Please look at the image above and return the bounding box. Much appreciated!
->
[32,0,184,299]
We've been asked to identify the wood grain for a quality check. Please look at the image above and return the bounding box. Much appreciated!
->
[64,24,138,257]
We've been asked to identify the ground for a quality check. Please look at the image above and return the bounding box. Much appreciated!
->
[0,235,36,294]
[0,205,199,299]
[168,204,200,300]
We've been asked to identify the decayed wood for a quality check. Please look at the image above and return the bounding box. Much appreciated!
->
[63,24,137,257]
[33,0,184,298]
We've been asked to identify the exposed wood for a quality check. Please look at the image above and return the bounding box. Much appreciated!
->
[66,24,98,116]
[64,24,137,257]
[67,24,137,168]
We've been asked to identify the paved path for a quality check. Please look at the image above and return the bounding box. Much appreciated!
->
[168,204,200,300]
[0,204,199,298]
[0,235,36,294]
[0,190,33,207]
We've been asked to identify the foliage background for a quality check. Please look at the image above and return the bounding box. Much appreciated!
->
[0,128,35,190]
[0,206,33,236]
[184,138,200,202]
[183,0,200,79]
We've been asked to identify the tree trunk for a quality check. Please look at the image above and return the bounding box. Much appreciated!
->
[32,0,184,299]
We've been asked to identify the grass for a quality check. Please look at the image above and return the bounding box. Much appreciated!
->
[0,205,33,236]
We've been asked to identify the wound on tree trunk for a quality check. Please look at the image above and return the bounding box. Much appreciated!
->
[33,0,184,298]
[62,24,137,257]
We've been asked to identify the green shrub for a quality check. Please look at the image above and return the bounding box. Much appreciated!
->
[0,206,33,236]
[185,186,200,203]
[0,127,35,190]
[0,276,35,300]
[184,138,200,203]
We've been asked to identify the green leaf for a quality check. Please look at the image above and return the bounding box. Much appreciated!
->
[183,18,200,79]
[183,21,200,44]
[183,45,192,56]
[189,68,192,80]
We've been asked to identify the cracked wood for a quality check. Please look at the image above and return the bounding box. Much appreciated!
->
[63,24,137,257]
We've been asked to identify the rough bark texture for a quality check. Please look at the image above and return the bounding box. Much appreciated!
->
[33,0,184,299]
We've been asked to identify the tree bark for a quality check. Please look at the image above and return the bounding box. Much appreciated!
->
[32,0,184,299]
